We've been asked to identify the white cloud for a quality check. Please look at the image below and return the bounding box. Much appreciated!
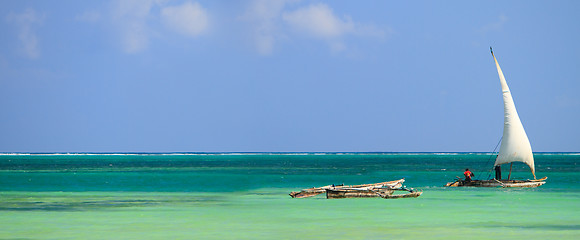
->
[112,0,159,53]
[241,0,293,55]
[282,3,386,52]
[6,8,44,59]
[241,1,386,54]
[111,0,210,53]
[283,3,353,39]
[161,1,209,37]
[283,3,386,41]
[107,1,382,55]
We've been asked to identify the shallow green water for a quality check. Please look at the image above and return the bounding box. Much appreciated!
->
[0,153,578,239]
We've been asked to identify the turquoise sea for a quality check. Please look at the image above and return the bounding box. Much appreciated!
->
[0,153,578,239]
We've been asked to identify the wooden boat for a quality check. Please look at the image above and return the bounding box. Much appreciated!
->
[446,48,547,188]
[290,179,422,199]
[446,176,547,188]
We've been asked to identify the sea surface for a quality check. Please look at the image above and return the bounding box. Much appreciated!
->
[0,153,578,240]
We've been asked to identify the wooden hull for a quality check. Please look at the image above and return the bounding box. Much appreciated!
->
[326,189,422,199]
[446,178,546,188]
[326,189,394,199]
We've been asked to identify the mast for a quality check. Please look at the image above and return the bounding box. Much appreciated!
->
[508,162,513,180]
[490,47,536,179]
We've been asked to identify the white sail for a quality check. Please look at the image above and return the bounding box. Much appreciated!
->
[491,49,536,178]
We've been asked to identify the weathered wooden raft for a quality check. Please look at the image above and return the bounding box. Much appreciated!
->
[290,179,422,199]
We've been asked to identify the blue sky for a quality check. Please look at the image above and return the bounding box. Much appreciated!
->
[1,0,579,152]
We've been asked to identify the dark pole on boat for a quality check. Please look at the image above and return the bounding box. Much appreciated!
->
[490,47,494,56]
[508,163,513,180]
[485,137,503,180]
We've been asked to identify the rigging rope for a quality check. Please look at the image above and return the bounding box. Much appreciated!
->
[481,137,502,180]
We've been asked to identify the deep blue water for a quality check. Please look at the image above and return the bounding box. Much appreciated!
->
[1,153,577,192]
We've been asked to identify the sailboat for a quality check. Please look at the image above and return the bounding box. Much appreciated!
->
[446,48,547,188]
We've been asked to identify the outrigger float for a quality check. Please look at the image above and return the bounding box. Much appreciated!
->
[290,179,422,199]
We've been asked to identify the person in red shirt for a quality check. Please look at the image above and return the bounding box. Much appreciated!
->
[464,168,474,182]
